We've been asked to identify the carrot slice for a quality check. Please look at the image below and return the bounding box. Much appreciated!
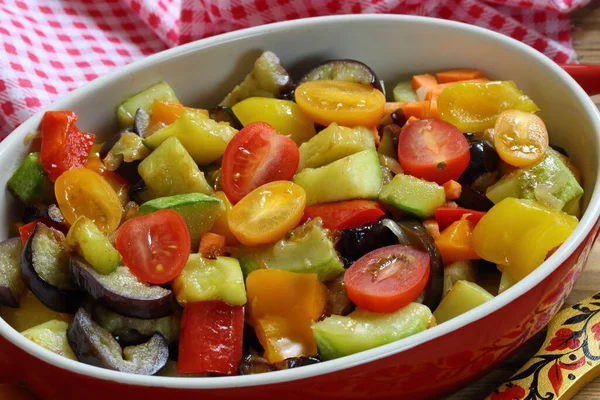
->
[442,180,462,200]
[199,232,227,258]
[400,101,430,120]
[425,88,443,101]
[383,102,407,115]
[436,69,484,84]
[411,74,437,91]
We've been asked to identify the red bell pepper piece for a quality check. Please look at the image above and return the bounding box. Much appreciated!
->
[19,218,66,245]
[301,200,385,231]
[434,207,486,230]
[177,301,244,375]
[40,111,95,182]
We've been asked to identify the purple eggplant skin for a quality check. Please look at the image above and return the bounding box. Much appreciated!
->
[67,307,168,375]
[70,256,173,319]
[210,106,244,130]
[0,237,25,308]
[298,59,384,93]
[99,108,148,159]
[21,224,82,313]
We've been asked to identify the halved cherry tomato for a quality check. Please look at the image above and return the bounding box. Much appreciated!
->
[54,168,122,233]
[295,80,385,127]
[493,109,549,167]
[301,200,385,231]
[115,209,190,284]
[228,181,306,246]
[85,157,130,205]
[344,244,430,313]
[434,206,486,230]
[221,122,299,204]
[397,119,470,184]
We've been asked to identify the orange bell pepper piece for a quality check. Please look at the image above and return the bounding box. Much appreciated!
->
[149,100,209,128]
[199,232,226,258]
[246,269,327,363]
[434,214,480,265]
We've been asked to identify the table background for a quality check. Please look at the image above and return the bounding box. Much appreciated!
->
[448,1,600,398]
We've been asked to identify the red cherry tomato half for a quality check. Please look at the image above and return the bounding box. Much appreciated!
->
[434,207,486,230]
[397,119,470,184]
[301,200,385,231]
[344,244,430,313]
[115,209,190,284]
[222,122,300,204]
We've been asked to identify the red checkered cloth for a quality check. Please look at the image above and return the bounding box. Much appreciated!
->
[0,0,591,140]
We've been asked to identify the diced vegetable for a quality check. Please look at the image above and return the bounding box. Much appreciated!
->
[398,101,430,119]
[138,137,214,198]
[7,153,54,206]
[239,350,320,375]
[344,245,430,313]
[297,123,375,171]
[295,80,386,127]
[70,257,173,319]
[379,173,446,218]
[116,81,179,127]
[494,110,549,168]
[209,106,243,130]
[144,110,238,165]
[434,214,480,265]
[436,68,484,83]
[377,124,401,159]
[102,132,149,172]
[393,81,418,102]
[228,181,306,246]
[220,51,292,107]
[442,261,478,296]
[434,207,486,230]
[324,272,354,317]
[21,320,76,360]
[0,237,25,308]
[148,100,209,128]
[411,74,437,91]
[177,301,244,375]
[498,268,516,294]
[66,217,120,275]
[301,200,384,231]
[138,193,224,249]
[246,269,327,363]
[0,290,71,332]
[433,280,493,324]
[85,158,130,206]
[443,180,462,200]
[172,255,246,306]
[299,59,383,92]
[437,81,539,132]
[293,149,382,206]
[232,97,316,145]
[234,218,344,282]
[312,303,431,360]
[67,307,168,374]
[198,232,227,258]
[472,198,578,281]
[210,191,239,245]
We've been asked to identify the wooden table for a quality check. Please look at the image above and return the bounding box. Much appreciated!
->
[449,2,600,398]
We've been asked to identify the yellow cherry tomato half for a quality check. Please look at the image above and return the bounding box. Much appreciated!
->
[493,109,549,168]
[228,181,306,246]
[295,80,385,127]
[55,168,123,233]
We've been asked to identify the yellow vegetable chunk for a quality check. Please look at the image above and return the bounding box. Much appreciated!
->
[433,280,493,324]
[1,290,71,332]
[20,320,77,360]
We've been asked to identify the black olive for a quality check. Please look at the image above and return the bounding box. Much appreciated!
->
[456,184,495,211]
[336,220,398,267]
[458,139,499,186]
[391,109,408,127]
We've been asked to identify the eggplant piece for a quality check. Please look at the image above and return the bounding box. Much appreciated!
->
[0,237,25,307]
[336,220,398,267]
[21,224,82,313]
[22,204,65,225]
[132,108,150,137]
[70,256,173,319]
[324,272,354,317]
[298,59,384,93]
[116,160,142,185]
[239,349,320,375]
[67,307,168,375]
[99,127,133,160]
[209,106,244,130]
[396,218,444,310]
[93,304,180,344]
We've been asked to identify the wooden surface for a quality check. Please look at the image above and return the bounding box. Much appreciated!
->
[449,2,600,399]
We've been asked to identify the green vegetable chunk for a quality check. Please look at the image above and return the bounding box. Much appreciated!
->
[138,137,213,199]
[433,280,493,324]
[379,173,446,218]
[66,217,120,275]
[21,320,77,360]
[7,153,53,205]
[116,81,179,127]
[392,81,417,102]
[234,218,344,282]
[293,149,382,206]
[173,254,246,306]
[139,193,225,249]
[312,303,432,360]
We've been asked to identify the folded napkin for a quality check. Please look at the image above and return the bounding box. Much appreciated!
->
[0,0,591,140]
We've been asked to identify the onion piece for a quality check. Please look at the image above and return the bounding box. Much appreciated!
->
[381,219,410,245]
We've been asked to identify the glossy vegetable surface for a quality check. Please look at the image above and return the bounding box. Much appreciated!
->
[302,200,384,231]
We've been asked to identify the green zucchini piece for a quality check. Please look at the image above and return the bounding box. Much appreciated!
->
[379,173,446,218]
[172,255,246,306]
[21,319,77,360]
[116,82,179,128]
[138,193,224,248]
[312,303,432,360]
[103,133,150,172]
[234,219,344,282]
[138,137,213,199]
[7,153,54,206]
[433,280,493,324]
[220,51,292,107]
[66,217,120,275]
[0,237,25,308]
[93,304,180,344]
[392,81,418,102]
[297,123,375,171]
[293,149,382,206]
[143,110,237,166]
